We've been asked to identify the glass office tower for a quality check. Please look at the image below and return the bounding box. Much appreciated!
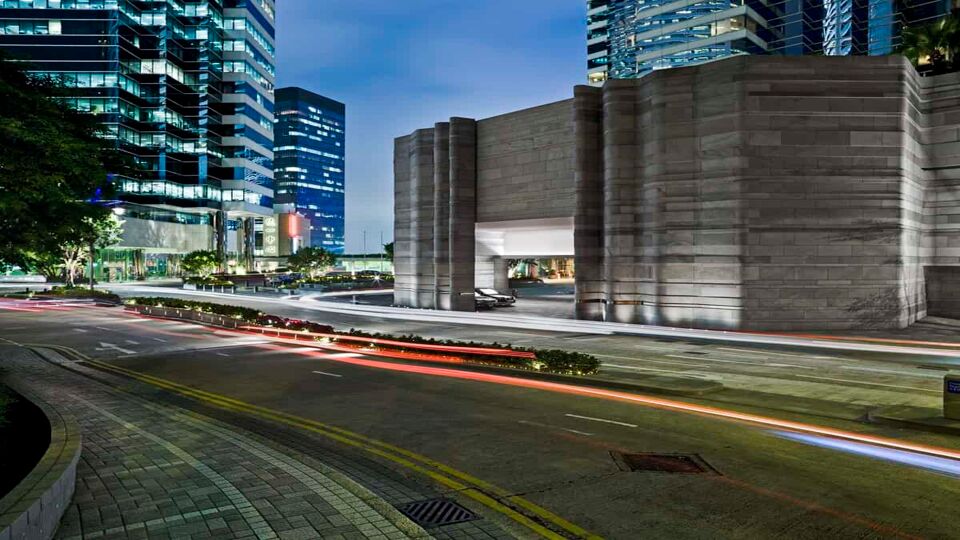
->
[588,0,955,84]
[274,87,346,254]
[0,0,275,276]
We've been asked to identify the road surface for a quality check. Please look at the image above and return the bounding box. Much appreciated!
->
[2,301,960,538]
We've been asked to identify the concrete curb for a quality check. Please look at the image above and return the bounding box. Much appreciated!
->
[28,347,432,540]
[124,303,723,397]
[0,382,81,540]
[400,359,724,397]
[867,405,960,436]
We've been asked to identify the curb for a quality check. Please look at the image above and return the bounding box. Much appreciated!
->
[867,406,960,436]
[399,359,724,397]
[0,381,81,540]
[124,304,722,398]
[27,347,432,539]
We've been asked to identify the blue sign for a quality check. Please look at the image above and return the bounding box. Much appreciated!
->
[947,381,960,394]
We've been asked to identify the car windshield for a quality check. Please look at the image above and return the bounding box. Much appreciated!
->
[479,288,499,295]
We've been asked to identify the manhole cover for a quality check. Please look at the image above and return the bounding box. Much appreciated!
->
[611,452,719,474]
[396,498,479,528]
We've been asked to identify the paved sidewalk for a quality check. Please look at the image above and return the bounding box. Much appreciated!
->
[0,345,431,540]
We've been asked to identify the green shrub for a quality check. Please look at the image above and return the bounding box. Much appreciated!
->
[184,276,234,287]
[534,349,601,375]
[46,286,121,302]
[124,298,600,376]
[126,297,259,321]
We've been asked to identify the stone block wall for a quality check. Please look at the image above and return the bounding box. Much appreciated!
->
[476,101,576,223]
[395,55,960,330]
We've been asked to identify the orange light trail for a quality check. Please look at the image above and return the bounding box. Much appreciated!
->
[741,330,960,351]
[239,324,536,359]
[270,344,960,463]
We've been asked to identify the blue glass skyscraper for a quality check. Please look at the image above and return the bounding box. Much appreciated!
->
[588,0,957,84]
[274,87,345,254]
[0,0,276,275]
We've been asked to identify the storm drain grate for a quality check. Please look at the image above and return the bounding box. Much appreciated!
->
[612,452,719,474]
[396,498,479,528]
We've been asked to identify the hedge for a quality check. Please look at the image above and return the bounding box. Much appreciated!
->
[125,298,600,375]
[184,276,234,286]
[127,297,259,321]
[40,286,121,303]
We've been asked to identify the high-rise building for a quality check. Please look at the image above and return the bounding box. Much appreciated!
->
[588,0,955,84]
[0,0,275,278]
[274,87,346,254]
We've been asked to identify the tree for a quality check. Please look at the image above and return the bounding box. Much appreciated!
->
[0,53,120,274]
[899,14,960,74]
[383,241,394,262]
[287,247,335,278]
[181,250,219,277]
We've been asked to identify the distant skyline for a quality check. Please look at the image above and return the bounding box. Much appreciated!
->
[275,1,584,253]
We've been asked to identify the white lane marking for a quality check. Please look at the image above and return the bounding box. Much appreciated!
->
[768,363,816,370]
[73,328,88,333]
[667,354,774,367]
[565,413,637,428]
[602,363,713,379]
[792,374,937,392]
[312,371,343,378]
[216,352,230,357]
[125,339,139,345]
[73,318,151,326]
[94,326,111,332]
[152,337,167,342]
[326,352,362,359]
[96,341,136,355]
[518,419,593,437]
[717,347,833,360]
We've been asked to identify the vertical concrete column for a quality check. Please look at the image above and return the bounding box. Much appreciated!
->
[433,122,452,309]
[214,210,227,272]
[410,129,436,308]
[393,135,414,306]
[241,217,256,272]
[572,85,605,320]
[448,117,478,312]
[602,81,642,323]
[493,257,510,291]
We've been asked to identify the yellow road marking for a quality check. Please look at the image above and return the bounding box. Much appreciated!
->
[35,344,600,539]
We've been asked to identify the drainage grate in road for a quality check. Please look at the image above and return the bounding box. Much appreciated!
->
[611,452,719,474]
[396,498,479,528]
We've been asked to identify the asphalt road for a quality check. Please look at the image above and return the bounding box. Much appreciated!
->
[3,303,960,538]
[99,285,960,419]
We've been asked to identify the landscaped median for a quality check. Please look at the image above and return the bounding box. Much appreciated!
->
[123,297,723,396]
[123,297,601,375]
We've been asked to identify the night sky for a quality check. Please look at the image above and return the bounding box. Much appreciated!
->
[275,1,585,252]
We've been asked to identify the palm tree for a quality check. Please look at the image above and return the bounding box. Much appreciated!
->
[899,14,960,74]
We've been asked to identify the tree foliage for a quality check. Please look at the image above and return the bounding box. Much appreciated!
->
[899,14,960,74]
[287,246,336,278]
[383,241,394,261]
[181,249,220,277]
[0,54,122,279]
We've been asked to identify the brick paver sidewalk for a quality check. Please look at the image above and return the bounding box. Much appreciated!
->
[0,345,431,540]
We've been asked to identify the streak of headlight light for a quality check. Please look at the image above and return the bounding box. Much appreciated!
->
[774,430,960,477]
[263,344,960,461]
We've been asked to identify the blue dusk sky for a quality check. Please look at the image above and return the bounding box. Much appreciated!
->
[275,1,586,253]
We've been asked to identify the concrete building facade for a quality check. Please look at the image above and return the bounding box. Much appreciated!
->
[395,56,960,330]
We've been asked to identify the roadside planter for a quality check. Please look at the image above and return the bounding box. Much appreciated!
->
[126,304,245,329]
[0,387,81,540]
[123,297,601,375]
